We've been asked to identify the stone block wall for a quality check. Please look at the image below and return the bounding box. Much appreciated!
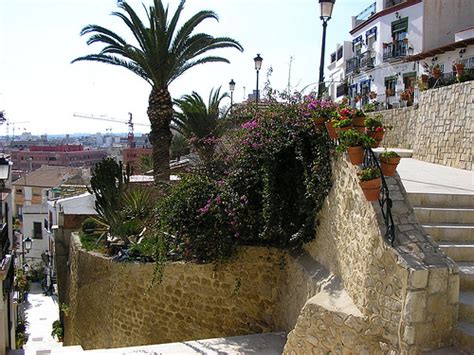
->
[295,156,459,353]
[65,244,285,350]
[64,156,459,353]
[370,81,473,170]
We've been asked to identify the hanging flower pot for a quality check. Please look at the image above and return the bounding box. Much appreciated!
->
[359,177,382,201]
[352,116,366,133]
[454,63,465,76]
[325,121,338,139]
[335,125,352,137]
[367,130,384,147]
[421,74,429,83]
[358,167,382,202]
[347,146,364,165]
[432,67,442,79]
[380,152,401,176]
[369,91,377,100]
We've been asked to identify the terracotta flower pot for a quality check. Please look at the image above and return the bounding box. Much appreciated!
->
[352,117,366,133]
[380,156,401,176]
[367,130,384,147]
[325,121,338,139]
[359,177,382,201]
[421,74,429,83]
[454,63,465,76]
[335,125,352,136]
[432,68,442,79]
[347,146,364,165]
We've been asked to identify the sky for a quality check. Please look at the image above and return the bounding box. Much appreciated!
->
[0,0,372,135]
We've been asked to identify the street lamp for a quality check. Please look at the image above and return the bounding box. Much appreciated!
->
[317,0,336,99]
[23,237,32,253]
[0,156,11,190]
[229,79,236,107]
[254,54,263,103]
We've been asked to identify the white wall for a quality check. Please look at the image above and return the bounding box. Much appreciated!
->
[22,205,48,264]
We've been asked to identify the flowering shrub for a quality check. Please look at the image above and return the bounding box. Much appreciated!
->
[302,94,337,122]
[154,93,333,262]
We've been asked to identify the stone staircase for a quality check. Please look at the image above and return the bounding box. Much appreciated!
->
[411,192,474,352]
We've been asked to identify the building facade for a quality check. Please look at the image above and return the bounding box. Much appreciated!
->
[11,144,107,171]
[332,0,474,108]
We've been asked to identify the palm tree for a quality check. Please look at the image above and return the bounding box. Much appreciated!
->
[173,87,229,162]
[72,0,243,182]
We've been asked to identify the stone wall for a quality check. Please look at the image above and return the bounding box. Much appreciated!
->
[65,243,285,349]
[285,156,459,353]
[370,81,473,170]
[64,156,459,353]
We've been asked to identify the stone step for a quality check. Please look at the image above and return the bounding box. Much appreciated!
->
[373,148,413,158]
[458,262,474,291]
[423,224,474,242]
[415,207,474,224]
[455,322,474,354]
[409,193,474,209]
[459,292,474,323]
[422,347,468,354]
[438,242,474,262]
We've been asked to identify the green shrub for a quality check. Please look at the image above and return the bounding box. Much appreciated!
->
[380,150,400,158]
[358,167,381,181]
[337,129,375,152]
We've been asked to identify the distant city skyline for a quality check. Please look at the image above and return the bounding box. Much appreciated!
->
[0,0,372,134]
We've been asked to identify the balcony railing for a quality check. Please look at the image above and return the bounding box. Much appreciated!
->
[383,40,408,61]
[354,2,376,27]
[0,223,9,260]
[385,0,405,9]
[360,51,375,70]
[346,57,360,75]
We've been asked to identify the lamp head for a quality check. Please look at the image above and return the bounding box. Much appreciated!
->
[23,237,33,252]
[254,54,263,71]
[229,79,236,92]
[319,0,335,21]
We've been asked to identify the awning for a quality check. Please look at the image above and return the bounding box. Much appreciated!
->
[392,18,408,33]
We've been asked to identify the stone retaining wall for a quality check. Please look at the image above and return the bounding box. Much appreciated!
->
[370,81,473,170]
[64,156,459,353]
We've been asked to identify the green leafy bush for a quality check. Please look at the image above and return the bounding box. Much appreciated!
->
[337,129,375,152]
[380,150,400,158]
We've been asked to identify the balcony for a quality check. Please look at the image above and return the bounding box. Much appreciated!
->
[383,40,408,61]
[385,0,405,9]
[359,51,375,70]
[354,2,376,27]
[345,57,360,75]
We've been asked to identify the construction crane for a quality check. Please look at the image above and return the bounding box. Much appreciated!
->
[73,112,150,148]
[6,120,30,141]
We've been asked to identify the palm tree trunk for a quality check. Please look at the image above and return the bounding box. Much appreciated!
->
[147,87,173,183]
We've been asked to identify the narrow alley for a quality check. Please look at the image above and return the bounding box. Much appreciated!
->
[12,282,62,355]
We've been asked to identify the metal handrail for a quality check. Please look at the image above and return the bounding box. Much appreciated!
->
[363,148,396,245]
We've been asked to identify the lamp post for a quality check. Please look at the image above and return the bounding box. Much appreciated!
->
[0,156,11,191]
[317,0,336,99]
[229,79,236,108]
[254,54,263,103]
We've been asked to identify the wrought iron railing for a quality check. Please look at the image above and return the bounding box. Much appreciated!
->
[0,223,9,260]
[359,51,375,70]
[363,148,396,245]
[383,41,408,61]
[346,57,360,75]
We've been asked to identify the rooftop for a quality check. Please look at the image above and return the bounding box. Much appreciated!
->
[12,165,85,188]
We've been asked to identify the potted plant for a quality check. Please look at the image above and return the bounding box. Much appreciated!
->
[420,74,429,83]
[383,42,388,49]
[365,115,386,147]
[380,150,401,176]
[352,109,366,133]
[325,118,339,140]
[369,91,377,100]
[431,64,442,79]
[337,129,375,165]
[400,89,411,101]
[52,320,64,342]
[385,88,395,97]
[358,167,381,201]
[453,61,465,76]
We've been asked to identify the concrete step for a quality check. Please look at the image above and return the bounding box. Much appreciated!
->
[424,224,474,242]
[459,292,474,323]
[415,207,474,224]
[455,322,474,354]
[409,193,474,209]
[458,262,474,291]
[438,242,474,262]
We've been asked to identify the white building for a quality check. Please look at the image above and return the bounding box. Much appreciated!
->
[343,0,474,108]
[327,41,352,102]
[21,204,49,267]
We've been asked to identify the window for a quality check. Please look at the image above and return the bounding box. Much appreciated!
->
[330,52,336,63]
[384,76,397,96]
[337,47,343,60]
[16,188,23,195]
[48,156,57,161]
[367,35,376,51]
[33,222,42,239]
[461,57,474,69]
